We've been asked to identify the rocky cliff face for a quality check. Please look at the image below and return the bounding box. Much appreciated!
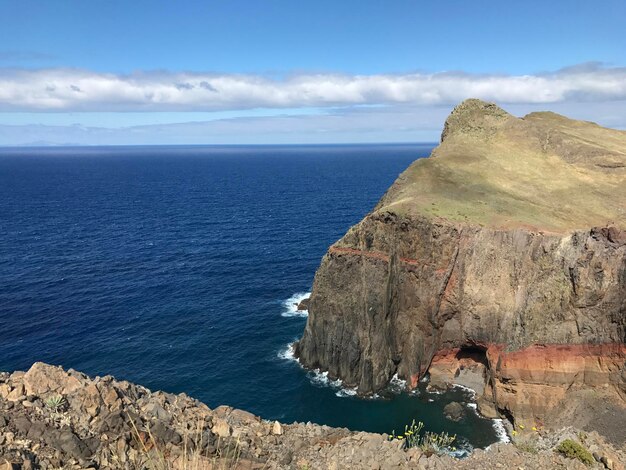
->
[295,99,626,427]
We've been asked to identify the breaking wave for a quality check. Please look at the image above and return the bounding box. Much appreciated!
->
[388,373,407,393]
[447,437,474,459]
[492,419,511,444]
[277,341,298,361]
[277,341,359,398]
[452,383,477,398]
[281,292,311,317]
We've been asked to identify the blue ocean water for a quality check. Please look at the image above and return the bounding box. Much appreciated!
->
[0,144,502,451]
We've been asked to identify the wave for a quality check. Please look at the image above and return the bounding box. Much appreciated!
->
[491,419,510,444]
[451,383,477,399]
[388,373,407,393]
[448,437,474,459]
[277,341,358,398]
[281,292,311,317]
[307,369,342,388]
[277,342,298,361]
[306,365,359,398]
[449,385,510,444]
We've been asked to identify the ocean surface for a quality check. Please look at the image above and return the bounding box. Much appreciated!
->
[0,144,503,452]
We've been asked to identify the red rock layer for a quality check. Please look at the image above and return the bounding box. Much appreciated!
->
[428,343,626,425]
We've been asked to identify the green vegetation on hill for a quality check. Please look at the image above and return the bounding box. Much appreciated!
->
[377,99,626,232]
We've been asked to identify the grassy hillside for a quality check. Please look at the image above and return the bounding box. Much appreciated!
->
[377,99,626,232]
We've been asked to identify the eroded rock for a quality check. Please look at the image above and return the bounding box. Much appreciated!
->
[443,402,465,422]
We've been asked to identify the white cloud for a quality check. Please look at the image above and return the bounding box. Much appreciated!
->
[0,63,625,112]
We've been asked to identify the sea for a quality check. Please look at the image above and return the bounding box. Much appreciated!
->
[0,144,505,453]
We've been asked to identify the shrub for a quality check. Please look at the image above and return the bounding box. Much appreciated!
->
[556,439,594,466]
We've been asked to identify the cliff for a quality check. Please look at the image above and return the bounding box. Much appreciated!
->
[295,99,626,428]
[1,363,624,469]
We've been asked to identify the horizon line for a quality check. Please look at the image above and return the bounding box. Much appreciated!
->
[0,141,440,150]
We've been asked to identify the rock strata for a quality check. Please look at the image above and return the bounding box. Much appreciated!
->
[1,363,624,469]
[295,99,626,430]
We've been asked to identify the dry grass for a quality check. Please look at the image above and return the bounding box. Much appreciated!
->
[127,413,269,470]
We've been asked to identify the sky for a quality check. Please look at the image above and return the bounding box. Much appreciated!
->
[0,0,625,145]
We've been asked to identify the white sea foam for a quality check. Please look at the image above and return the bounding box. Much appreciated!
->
[452,383,477,395]
[447,439,474,459]
[387,373,407,393]
[277,340,358,398]
[281,292,311,317]
[307,369,343,388]
[277,342,298,362]
[466,402,480,416]
[491,419,511,444]
[451,383,478,402]
[335,387,358,398]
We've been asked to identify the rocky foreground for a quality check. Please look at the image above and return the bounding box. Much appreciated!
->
[296,99,626,428]
[1,362,625,469]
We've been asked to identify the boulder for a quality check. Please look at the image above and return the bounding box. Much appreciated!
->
[23,362,82,397]
[272,420,283,435]
[443,402,465,422]
[296,298,310,311]
[212,418,231,437]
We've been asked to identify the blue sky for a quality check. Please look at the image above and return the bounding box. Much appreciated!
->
[1,0,625,145]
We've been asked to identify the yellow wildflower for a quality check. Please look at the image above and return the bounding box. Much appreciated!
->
[518,424,525,430]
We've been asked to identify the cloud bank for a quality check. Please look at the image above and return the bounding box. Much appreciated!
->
[1,63,625,112]
[2,100,625,146]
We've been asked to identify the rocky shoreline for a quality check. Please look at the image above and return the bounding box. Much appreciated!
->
[1,362,624,469]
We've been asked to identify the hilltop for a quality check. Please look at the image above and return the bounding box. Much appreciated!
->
[377,99,626,232]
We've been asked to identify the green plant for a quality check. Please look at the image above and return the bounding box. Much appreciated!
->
[556,439,594,466]
[45,394,67,413]
[388,419,456,456]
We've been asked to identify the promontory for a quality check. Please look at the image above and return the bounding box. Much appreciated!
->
[296,99,626,431]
